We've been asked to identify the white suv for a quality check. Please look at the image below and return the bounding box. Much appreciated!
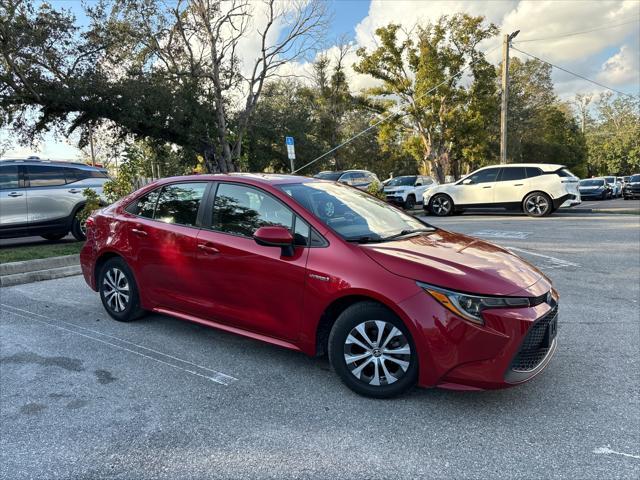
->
[383,175,437,209]
[422,164,581,217]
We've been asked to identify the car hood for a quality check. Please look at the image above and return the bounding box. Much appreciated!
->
[361,230,546,296]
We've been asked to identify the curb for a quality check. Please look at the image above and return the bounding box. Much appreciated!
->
[0,254,81,287]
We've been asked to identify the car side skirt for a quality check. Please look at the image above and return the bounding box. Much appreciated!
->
[152,307,304,353]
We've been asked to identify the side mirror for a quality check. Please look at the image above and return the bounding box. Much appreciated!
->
[253,226,295,257]
[462,178,473,185]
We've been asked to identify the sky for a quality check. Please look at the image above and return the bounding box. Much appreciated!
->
[2,0,639,161]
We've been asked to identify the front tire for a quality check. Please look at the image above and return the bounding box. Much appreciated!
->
[404,194,416,210]
[328,302,418,398]
[429,194,454,216]
[99,257,144,322]
[523,192,552,217]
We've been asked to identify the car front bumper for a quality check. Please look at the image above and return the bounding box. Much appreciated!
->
[398,279,558,390]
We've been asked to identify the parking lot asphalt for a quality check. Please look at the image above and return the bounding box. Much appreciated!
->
[1,213,639,479]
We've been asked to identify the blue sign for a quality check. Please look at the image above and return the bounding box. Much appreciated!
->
[285,136,294,146]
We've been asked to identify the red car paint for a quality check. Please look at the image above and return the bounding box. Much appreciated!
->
[81,173,558,390]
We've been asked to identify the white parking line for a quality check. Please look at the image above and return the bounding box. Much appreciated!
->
[0,303,238,386]
[593,446,640,460]
[472,230,532,239]
[506,246,581,269]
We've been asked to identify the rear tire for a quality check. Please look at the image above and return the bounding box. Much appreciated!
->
[98,257,145,322]
[523,192,552,217]
[71,211,87,241]
[429,194,454,216]
[328,302,418,398]
[41,233,66,241]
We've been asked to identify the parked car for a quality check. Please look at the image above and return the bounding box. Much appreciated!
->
[313,170,380,191]
[422,164,581,217]
[622,174,640,199]
[604,176,622,198]
[0,158,109,241]
[578,178,612,200]
[383,175,437,209]
[81,173,559,398]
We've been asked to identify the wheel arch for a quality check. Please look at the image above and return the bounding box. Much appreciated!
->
[314,293,417,357]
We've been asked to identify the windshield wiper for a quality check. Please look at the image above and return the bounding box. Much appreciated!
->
[381,228,434,242]
[345,236,382,244]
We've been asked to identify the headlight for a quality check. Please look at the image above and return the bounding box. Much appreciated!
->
[417,282,530,325]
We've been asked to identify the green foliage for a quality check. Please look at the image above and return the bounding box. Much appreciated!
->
[79,188,101,223]
[585,94,639,176]
[366,180,386,200]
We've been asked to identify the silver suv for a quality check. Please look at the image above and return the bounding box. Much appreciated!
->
[0,158,109,241]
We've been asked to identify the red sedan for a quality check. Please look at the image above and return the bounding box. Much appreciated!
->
[81,174,558,397]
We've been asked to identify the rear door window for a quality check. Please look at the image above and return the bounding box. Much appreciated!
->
[498,167,527,181]
[0,165,20,190]
[65,167,108,183]
[26,165,66,187]
[154,183,207,227]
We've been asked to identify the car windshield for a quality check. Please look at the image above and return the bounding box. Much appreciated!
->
[313,171,342,181]
[631,175,640,182]
[580,179,604,186]
[279,182,433,242]
[386,176,416,187]
[604,177,615,183]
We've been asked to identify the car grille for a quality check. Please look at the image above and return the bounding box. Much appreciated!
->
[510,306,558,372]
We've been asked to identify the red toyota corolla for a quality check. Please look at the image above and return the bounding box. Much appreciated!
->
[81,174,558,397]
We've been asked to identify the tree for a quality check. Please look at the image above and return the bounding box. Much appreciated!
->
[585,93,640,176]
[354,15,499,182]
[0,0,327,173]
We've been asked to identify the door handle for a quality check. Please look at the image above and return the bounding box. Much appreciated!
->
[198,243,220,254]
[482,186,492,189]
[514,183,524,186]
[131,228,147,237]
[68,188,82,193]
[7,192,23,197]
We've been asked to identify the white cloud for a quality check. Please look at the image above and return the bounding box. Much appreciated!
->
[600,44,640,86]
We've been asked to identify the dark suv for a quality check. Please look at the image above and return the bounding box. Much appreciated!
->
[0,158,109,241]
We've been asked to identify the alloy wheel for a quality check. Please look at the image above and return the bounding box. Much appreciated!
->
[525,195,550,215]
[102,267,130,313]
[343,320,412,386]
[431,195,451,215]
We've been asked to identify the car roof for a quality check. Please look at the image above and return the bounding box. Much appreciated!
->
[152,172,317,187]
[475,163,565,172]
[0,158,105,171]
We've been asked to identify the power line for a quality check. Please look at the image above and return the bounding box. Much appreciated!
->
[511,46,633,97]
[292,43,501,174]
[514,18,640,43]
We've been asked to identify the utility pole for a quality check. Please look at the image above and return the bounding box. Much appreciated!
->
[500,30,519,165]
[88,125,96,167]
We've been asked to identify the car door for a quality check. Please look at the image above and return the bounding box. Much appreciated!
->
[493,167,528,205]
[454,167,500,206]
[0,165,28,230]
[24,165,74,226]
[194,182,309,341]
[122,182,208,312]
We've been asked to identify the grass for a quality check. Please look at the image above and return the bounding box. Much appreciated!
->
[0,241,83,264]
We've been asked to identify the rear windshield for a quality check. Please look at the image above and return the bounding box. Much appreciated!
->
[314,172,342,181]
[604,177,615,183]
[580,179,604,186]
[631,175,640,182]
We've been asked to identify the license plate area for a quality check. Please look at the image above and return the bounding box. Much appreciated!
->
[542,316,558,347]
